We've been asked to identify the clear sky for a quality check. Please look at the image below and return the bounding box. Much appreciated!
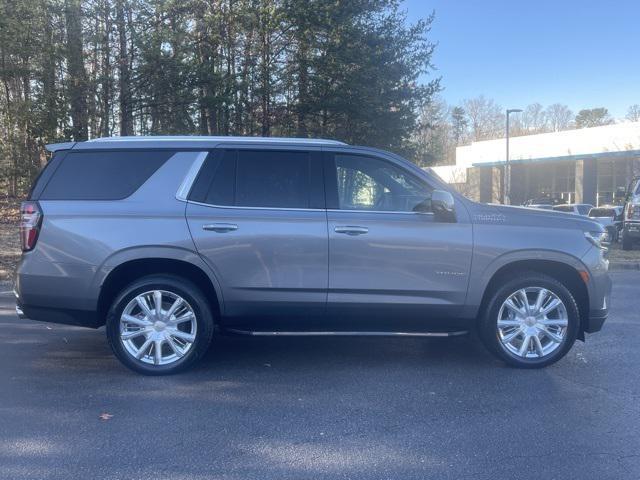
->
[403,0,640,118]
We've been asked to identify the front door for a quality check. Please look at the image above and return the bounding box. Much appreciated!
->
[186,147,328,326]
[324,152,473,330]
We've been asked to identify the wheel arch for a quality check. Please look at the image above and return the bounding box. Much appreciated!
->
[476,256,590,338]
[94,249,223,327]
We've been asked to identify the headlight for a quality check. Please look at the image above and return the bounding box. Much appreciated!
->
[584,231,609,251]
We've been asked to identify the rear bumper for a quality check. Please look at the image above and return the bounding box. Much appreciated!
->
[624,222,640,240]
[15,296,101,329]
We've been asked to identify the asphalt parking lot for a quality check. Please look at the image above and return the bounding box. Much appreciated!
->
[1,271,639,480]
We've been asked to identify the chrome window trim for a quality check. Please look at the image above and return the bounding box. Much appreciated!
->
[175,151,209,202]
[186,199,321,212]
[186,199,433,216]
[328,209,434,216]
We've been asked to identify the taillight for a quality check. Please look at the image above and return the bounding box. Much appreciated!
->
[20,201,42,252]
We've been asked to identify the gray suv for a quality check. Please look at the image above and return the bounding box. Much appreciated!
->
[15,137,611,374]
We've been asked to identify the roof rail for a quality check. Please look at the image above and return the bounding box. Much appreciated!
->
[86,135,347,145]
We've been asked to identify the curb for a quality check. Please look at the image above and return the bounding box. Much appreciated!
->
[609,262,640,271]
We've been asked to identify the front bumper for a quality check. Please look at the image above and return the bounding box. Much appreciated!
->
[585,306,608,333]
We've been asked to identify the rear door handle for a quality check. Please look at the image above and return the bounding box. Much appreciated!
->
[202,223,238,233]
[334,226,368,236]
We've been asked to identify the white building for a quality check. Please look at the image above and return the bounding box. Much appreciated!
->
[431,121,640,206]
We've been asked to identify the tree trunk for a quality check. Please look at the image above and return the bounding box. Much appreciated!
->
[116,0,132,135]
[101,0,112,137]
[65,0,89,141]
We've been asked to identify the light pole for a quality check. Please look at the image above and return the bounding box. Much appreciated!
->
[504,108,522,204]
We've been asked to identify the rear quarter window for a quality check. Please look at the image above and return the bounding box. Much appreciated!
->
[39,150,174,200]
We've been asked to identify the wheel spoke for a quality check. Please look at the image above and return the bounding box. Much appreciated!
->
[170,330,195,343]
[136,296,153,318]
[153,291,163,316]
[533,288,548,314]
[122,314,151,327]
[504,298,525,318]
[518,335,531,356]
[539,318,568,327]
[135,338,153,359]
[171,312,194,325]
[165,297,183,320]
[540,298,562,316]
[121,328,150,340]
[533,335,544,357]
[541,327,563,343]
[501,328,522,344]
[153,340,163,365]
[166,335,185,358]
[517,289,531,315]
[498,319,521,327]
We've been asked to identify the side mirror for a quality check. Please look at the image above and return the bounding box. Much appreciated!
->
[431,190,456,222]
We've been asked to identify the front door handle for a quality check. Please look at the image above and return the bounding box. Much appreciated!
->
[202,223,238,233]
[334,225,369,236]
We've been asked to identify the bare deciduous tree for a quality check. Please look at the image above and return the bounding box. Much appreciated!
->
[463,95,504,141]
[545,104,574,132]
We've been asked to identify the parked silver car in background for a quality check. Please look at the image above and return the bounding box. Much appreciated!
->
[553,203,594,216]
[623,177,640,250]
[15,137,611,374]
[588,206,623,243]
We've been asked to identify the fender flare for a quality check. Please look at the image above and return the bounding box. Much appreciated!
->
[89,245,225,313]
[468,249,593,309]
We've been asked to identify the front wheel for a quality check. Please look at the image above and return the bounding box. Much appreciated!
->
[106,274,215,375]
[479,272,579,368]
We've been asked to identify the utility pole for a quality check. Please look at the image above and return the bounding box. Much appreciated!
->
[505,108,522,204]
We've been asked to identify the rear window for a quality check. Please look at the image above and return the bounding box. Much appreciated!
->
[39,150,174,200]
[589,208,614,217]
[577,205,592,215]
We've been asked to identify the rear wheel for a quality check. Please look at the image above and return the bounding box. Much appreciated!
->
[106,274,214,375]
[479,272,579,368]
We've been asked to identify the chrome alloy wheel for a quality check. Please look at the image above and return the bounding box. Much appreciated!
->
[119,290,197,366]
[497,287,568,359]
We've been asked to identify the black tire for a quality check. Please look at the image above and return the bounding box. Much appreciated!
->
[478,272,579,369]
[622,230,633,251]
[106,274,215,375]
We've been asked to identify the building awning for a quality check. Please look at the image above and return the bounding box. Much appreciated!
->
[472,149,640,168]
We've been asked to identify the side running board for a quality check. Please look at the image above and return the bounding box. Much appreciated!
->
[223,329,468,338]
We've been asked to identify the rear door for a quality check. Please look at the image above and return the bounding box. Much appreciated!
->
[186,146,328,325]
[324,150,473,329]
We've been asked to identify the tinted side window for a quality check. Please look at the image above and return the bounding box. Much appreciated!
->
[28,151,66,200]
[334,155,431,212]
[189,151,236,206]
[40,150,173,200]
[235,150,310,208]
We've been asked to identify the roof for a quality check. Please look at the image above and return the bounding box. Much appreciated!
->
[456,121,640,168]
[471,149,640,168]
[46,135,347,152]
